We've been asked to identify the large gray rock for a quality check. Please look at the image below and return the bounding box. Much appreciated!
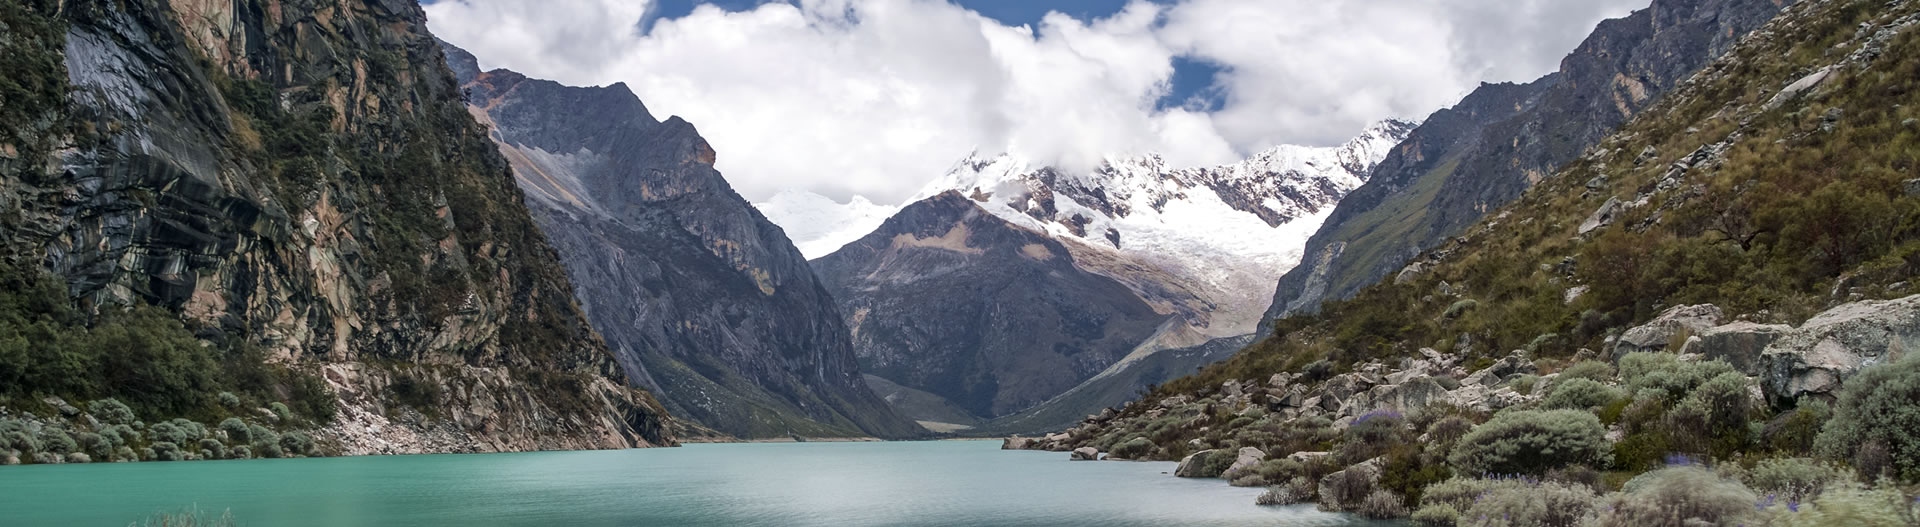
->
[1613,304,1725,360]
[1223,447,1267,477]
[1578,197,1622,235]
[1001,437,1033,450]
[1680,322,1791,375]
[1175,449,1222,477]
[1070,447,1100,461]
[1364,378,1450,414]
[1462,353,1537,387]
[1762,295,1920,408]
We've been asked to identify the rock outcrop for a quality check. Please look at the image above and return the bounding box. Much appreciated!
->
[443,45,919,439]
[1613,304,1726,360]
[1,0,671,452]
[1762,295,1920,407]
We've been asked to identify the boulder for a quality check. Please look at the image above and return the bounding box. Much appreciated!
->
[1001,437,1033,450]
[1905,178,1920,197]
[1158,396,1190,409]
[1762,295,1920,408]
[1365,378,1449,414]
[1221,381,1243,398]
[1175,449,1222,477]
[1766,66,1833,109]
[1223,447,1267,477]
[1680,322,1791,376]
[1613,304,1725,360]
[1578,197,1622,235]
[1317,457,1386,505]
[1287,451,1331,463]
[1070,447,1099,461]
[1463,352,1537,386]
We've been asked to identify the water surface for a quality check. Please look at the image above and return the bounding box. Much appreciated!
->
[0,440,1398,526]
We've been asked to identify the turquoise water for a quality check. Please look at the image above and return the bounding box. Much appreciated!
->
[0,440,1398,526]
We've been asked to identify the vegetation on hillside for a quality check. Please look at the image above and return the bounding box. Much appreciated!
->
[1041,0,1920,522]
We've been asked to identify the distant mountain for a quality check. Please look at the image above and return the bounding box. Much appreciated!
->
[813,192,1174,422]
[810,123,1411,429]
[445,45,922,439]
[1262,0,1795,326]
[753,191,898,259]
[910,120,1414,338]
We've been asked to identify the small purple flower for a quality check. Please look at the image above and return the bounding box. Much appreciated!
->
[1788,500,1801,512]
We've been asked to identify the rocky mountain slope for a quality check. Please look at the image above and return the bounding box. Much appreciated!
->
[1264,0,1794,326]
[813,192,1174,422]
[445,46,921,440]
[923,121,1414,338]
[1016,0,1920,520]
[0,0,672,456]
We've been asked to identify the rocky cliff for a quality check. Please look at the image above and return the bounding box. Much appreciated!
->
[1264,0,1794,325]
[813,192,1173,423]
[444,46,921,439]
[0,0,670,454]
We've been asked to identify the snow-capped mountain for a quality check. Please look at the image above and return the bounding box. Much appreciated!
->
[907,119,1417,336]
[754,190,899,258]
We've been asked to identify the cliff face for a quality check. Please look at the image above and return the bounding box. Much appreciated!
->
[1264,0,1794,326]
[813,192,1173,421]
[0,0,670,452]
[445,46,921,439]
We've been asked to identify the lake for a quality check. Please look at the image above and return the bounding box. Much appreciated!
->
[0,440,1399,526]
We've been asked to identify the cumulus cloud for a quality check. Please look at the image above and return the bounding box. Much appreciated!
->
[424,0,1643,204]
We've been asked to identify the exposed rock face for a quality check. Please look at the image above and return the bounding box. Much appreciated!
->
[1264,0,1794,326]
[1071,446,1099,461]
[1613,304,1726,360]
[444,46,919,439]
[1762,295,1920,407]
[1682,322,1792,376]
[814,192,1171,420]
[1,0,670,451]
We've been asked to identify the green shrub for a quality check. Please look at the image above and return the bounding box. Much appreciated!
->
[1508,374,1540,396]
[1558,361,1615,382]
[1618,354,1735,401]
[1763,399,1830,454]
[1108,437,1154,460]
[280,432,315,457]
[1743,457,1852,502]
[1425,416,1475,447]
[1444,300,1478,319]
[1320,467,1375,512]
[36,428,75,454]
[1668,371,1751,458]
[229,445,251,460]
[1357,490,1409,519]
[1766,482,1919,526]
[217,392,241,409]
[1410,504,1459,527]
[1541,378,1624,410]
[1458,479,1596,527]
[1230,474,1268,487]
[1814,352,1920,483]
[1378,445,1450,505]
[1256,480,1309,506]
[1587,466,1762,527]
[269,403,292,424]
[150,441,183,462]
[88,399,135,425]
[219,418,249,443]
[168,419,207,443]
[1449,410,1610,476]
[147,422,187,445]
[198,438,225,460]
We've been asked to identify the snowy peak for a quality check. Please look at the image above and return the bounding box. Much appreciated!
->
[754,190,900,259]
[900,120,1417,337]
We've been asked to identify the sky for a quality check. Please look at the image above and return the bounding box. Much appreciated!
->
[422,0,1646,204]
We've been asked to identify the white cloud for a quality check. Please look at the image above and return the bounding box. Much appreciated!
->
[424,0,1643,204]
